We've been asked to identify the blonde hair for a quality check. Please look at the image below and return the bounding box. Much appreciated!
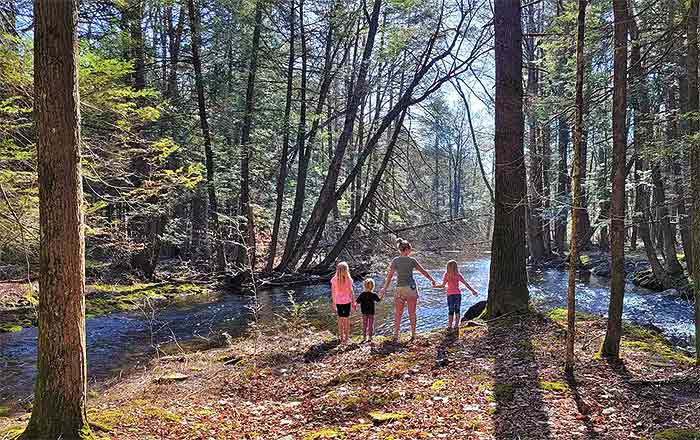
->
[446,260,459,278]
[363,278,375,292]
[396,238,412,253]
[336,261,351,285]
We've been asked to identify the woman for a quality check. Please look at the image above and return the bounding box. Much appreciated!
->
[379,239,437,342]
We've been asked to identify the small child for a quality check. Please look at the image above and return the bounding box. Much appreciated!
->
[433,260,479,332]
[356,278,382,343]
[331,262,356,343]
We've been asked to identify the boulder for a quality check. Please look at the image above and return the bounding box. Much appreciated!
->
[462,300,487,322]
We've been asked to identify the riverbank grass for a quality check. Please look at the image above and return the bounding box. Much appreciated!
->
[1,311,698,439]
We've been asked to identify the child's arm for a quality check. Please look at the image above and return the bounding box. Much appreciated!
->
[330,283,337,310]
[433,273,447,289]
[351,283,357,311]
[459,276,479,296]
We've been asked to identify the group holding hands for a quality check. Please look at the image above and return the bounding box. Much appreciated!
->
[330,239,480,344]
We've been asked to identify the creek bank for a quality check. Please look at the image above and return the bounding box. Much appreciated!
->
[2,311,697,439]
[0,282,211,333]
[531,251,692,298]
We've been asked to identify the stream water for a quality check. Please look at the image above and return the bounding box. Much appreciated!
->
[0,258,695,406]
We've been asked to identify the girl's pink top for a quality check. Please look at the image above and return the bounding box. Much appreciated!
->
[442,273,465,295]
[331,275,353,304]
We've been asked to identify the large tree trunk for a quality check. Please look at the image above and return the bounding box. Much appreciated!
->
[188,0,225,271]
[486,0,529,317]
[21,0,93,437]
[565,0,587,374]
[677,57,694,274]
[266,1,296,273]
[602,0,628,359]
[687,0,700,364]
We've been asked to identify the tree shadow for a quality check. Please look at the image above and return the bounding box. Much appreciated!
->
[435,331,458,368]
[486,316,551,439]
[302,339,340,363]
[565,370,601,439]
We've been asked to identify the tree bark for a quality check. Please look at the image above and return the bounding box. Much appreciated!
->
[486,0,529,317]
[687,0,700,364]
[165,1,185,100]
[21,0,93,437]
[555,116,570,253]
[565,0,587,374]
[602,0,628,359]
[234,1,263,270]
[187,0,225,271]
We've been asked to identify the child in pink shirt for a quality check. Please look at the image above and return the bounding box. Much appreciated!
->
[433,260,479,332]
[331,262,356,343]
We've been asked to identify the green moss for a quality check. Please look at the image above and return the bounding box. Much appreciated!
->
[304,428,345,439]
[0,406,9,417]
[537,380,570,393]
[87,407,134,431]
[0,324,23,333]
[547,308,596,323]
[621,323,693,364]
[431,379,447,391]
[86,283,208,317]
[143,406,182,423]
[1,426,24,439]
[369,411,411,424]
[653,428,700,439]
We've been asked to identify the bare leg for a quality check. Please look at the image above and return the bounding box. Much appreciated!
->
[368,315,374,342]
[394,298,404,341]
[408,296,417,340]
[337,318,342,341]
[447,313,453,330]
[454,312,461,330]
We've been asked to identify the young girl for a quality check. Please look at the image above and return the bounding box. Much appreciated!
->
[356,278,382,343]
[331,262,355,343]
[434,260,479,332]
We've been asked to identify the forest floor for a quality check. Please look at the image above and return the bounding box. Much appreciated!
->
[2,310,698,440]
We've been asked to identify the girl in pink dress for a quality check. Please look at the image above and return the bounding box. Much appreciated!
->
[434,260,480,332]
[330,262,356,343]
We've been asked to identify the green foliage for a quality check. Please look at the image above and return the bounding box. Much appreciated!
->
[654,428,700,440]
[537,380,570,393]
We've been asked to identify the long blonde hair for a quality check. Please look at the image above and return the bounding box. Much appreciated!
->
[446,260,459,280]
[336,261,351,285]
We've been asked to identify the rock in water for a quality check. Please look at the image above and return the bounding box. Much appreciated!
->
[462,300,487,322]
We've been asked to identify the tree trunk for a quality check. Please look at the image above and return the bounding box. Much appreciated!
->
[187,0,225,271]
[652,165,684,275]
[286,0,383,270]
[555,116,570,253]
[486,0,529,317]
[687,0,700,364]
[602,0,628,359]
[525,2,546,262]
[565,0,587,374]
[21,0,93,437]
[266,1,295,272]
[165,1,185,100]
[234,1,263,270]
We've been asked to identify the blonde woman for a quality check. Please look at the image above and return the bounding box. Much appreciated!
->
[379,239,437,342]
[434,260,480,331]
[330,262,355,343]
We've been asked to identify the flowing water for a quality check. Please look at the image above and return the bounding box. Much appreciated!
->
[0,258,695,406]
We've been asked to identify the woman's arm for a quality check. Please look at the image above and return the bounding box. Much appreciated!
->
[379,265,395,297]
[415,261,436,286]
